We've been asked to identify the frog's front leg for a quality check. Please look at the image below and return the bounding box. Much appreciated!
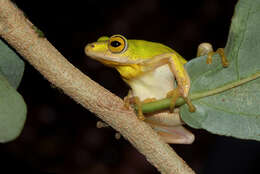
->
[165,55,196,112]
[140,53,196,113]
[124,91,156,120]
[197,43,229,67]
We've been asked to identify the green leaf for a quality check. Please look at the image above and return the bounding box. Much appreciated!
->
[0,39,25,89]
[0,38,26,142]
[180,0,260,141]
[0,72,26,142]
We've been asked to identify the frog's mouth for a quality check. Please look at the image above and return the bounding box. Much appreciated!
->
[85,51,143,66]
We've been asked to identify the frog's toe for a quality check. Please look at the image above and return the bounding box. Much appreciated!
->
[123,96,132,109]
[205,48,229,68]
[166,89,180,112]
[131,96,145,120]
[216,48,229,67]
[183,97,196,112]
[206,51,214,64]
[124,96,146,120]
[137,112,145,121]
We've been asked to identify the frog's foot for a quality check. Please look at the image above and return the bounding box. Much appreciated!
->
[123,96,132,109]
[136,97,158,120]
[167,88,196,113]
[124,96,158,120]
[124,96,145,120]
[197,43,229,68]
[207,48,229,67]
[135,97,146,120]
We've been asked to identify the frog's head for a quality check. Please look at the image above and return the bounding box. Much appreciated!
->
[85,34,144,66]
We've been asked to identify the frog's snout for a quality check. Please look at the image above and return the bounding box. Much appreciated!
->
[85,42,108,57]
[84,43,95,54]
[85,43,95,53]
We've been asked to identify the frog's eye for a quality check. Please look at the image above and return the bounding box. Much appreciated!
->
[108,35,128,53]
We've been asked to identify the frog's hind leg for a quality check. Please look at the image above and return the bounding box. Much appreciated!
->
[149,122,195,144]
[197,43,229,68]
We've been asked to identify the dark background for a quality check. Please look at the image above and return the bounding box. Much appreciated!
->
[1,0,259,174]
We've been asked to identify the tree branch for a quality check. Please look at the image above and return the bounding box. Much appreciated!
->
[0,0,195,173]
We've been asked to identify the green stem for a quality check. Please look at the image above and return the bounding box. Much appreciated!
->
[140,72,260,113]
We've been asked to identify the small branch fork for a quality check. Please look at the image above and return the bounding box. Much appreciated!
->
[0,1,195,173]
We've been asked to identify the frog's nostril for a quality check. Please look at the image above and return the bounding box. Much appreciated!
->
[85,44,94,54]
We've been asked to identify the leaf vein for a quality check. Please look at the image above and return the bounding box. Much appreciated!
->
[235,2,252,80]
[198,100,259,117]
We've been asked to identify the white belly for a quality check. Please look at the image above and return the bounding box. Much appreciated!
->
[128,65,176,101]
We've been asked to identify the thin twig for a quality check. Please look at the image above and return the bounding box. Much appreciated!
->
[0,1,195,173]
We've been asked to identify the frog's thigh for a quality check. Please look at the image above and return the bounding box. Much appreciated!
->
[150,124,195,144]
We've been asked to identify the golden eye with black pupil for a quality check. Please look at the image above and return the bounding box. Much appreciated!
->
[108,35,128,53]
[111,41,121,47]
